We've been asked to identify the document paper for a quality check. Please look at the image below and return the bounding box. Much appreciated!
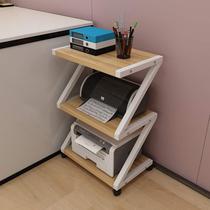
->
[75,135,102,154]
[77,98,117,123]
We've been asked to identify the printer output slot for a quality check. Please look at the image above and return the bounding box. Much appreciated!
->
[74,124,112,154]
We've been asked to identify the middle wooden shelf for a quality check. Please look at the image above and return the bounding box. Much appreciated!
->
[59,95,153,139]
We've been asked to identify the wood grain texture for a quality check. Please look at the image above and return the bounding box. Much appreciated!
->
[64,147,115,187]
[64,146,148,187]
[54,47,156,77]
[0,156,210,210]
[60,96,151,139]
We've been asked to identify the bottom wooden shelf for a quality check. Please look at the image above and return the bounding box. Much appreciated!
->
[64,146,149,188]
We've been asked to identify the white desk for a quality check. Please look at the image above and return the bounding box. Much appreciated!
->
[0,7,91,43]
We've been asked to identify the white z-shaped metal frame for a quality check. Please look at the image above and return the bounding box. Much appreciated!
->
[57,56,162,141]
[60,110,158,191]
[56,51,163,193]
[113,112,157,190]
[61,129,72,153]
[57,65,85,108]
[115,56,163,140]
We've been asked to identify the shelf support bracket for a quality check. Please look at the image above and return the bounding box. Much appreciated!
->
[114,57,163,140]
[61,129,72,153]
[113,113,157,190]
[57,64,85,108]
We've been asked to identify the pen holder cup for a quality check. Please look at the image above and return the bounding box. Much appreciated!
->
[116,36,133,59]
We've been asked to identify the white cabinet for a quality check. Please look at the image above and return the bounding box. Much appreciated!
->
[0,7,92,181]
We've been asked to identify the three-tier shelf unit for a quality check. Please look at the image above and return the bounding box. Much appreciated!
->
[52,45,163,196]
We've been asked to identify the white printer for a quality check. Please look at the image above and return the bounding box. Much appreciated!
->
[71,121,141,177]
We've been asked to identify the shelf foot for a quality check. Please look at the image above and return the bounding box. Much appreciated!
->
[113,189,122,196]
[146,164,154,171]
[61,152,67,159]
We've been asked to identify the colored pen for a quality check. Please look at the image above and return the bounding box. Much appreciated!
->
[112,27,118,38]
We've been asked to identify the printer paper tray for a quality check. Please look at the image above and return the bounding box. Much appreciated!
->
[60,96,152,140]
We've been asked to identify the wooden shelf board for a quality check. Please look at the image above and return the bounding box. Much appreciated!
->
[64,146,149,188]
[60,96,151,139]
[53,46,156,77]
[64,146,115,187]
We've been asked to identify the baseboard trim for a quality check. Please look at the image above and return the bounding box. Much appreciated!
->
[154,162,210,199]
[0,151,60,186]
[1,152,209,199]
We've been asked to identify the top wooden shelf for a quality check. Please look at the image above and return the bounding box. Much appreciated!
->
[52,46,160,78]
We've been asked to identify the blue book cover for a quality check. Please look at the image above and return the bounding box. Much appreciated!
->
[70,26,115,43]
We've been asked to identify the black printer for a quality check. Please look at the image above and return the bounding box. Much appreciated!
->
[80,72,147,118]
